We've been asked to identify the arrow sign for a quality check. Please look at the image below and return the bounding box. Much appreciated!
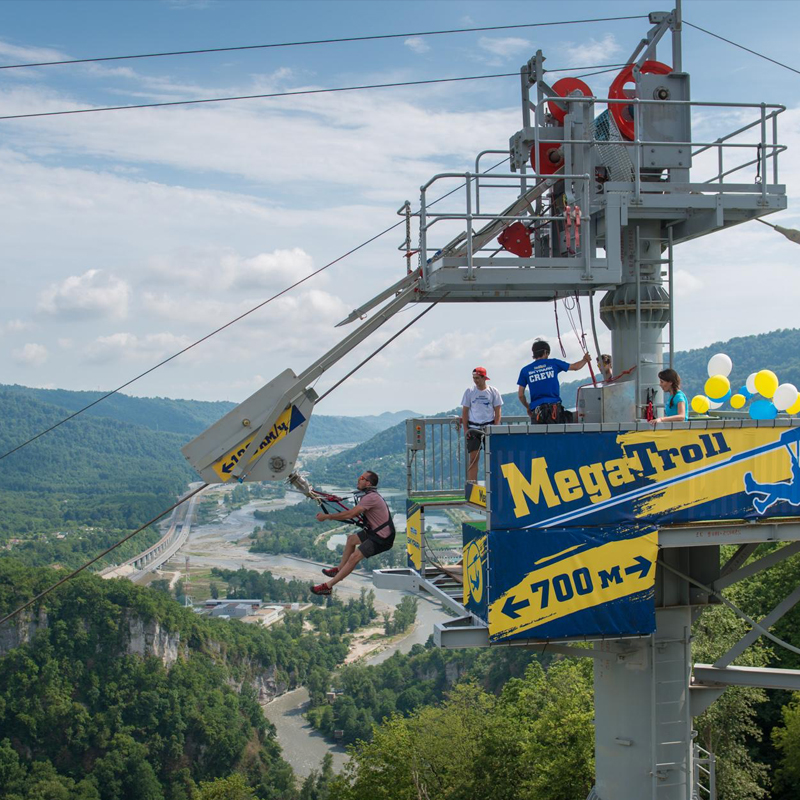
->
[624,555,653,580]
[502,594,530,619]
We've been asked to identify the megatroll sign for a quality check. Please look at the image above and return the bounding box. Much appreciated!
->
[475,425,800,643]
[490,426,800,530]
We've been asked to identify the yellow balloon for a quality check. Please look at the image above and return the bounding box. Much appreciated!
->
[730,394,746,409]
[754,369,779,399]
[704,374,730,400]
[787,395,800,415]
[691,395,710,414]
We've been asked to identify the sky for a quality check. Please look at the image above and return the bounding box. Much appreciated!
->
[1,0,799,417]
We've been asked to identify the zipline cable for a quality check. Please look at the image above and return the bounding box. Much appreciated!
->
[684,20,800,77]
[0,65,629,122]
[315,300,442,404]
[0,482,208,628]
[659,557,800,658]
[0,16,648,70]
[0,300,445,623]
[0,157,507,464]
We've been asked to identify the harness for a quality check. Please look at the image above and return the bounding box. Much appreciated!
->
[353,487,396,539]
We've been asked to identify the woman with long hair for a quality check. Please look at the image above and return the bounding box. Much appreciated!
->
[653,368,688,424]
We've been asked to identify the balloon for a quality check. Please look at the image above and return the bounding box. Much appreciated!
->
[691,395,710,414]
[705,375,731,401]
[730,394,746,409]
[754,370,779,399]
[746,373,758,395]
[749,399,778,420]
[707,353,733,378]
[773,383,799,412]
[708,399,723,410]
[739,386,753,400]
[787,395,800,415]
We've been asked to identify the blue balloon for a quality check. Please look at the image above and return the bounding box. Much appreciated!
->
[749,399,778,420]
[712,390,732,404]
[739,386,753,400]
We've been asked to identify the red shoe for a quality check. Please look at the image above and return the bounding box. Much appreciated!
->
[311,582,332,596]
[322,567,339,578]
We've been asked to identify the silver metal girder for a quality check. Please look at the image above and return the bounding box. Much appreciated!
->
[659,520,800,548]
[693,664,800,692]
[714,584,800,668]
[719,543,760,577]
[713,541,800,591]
[372,568,465,616]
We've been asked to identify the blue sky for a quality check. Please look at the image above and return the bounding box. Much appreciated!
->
[1,0,799,416]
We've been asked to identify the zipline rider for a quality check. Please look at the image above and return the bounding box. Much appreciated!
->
[311,470,395,596]
[518,339,591,424]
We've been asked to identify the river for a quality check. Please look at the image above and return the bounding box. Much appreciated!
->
[177,488,451,778]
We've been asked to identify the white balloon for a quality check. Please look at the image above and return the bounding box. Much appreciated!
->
[746,372,758,395]
[708,399,723,410]
[773,383,799,412]
[707,353,733,378]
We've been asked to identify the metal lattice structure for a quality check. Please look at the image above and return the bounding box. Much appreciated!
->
[183,5,795,798]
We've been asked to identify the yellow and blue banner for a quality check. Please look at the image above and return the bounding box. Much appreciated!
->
[406,501,422,571]
[490,427,800,530]
[211,405,306,482]
[462,523,488,619]
[486,523,658,642]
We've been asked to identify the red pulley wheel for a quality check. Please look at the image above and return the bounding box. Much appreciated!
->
[530,142,564,176]
[608,60,672,140]
[497,221,532,258]
[547,77,593,124]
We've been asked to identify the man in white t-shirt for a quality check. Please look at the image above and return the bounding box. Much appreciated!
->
[461,367,503,483]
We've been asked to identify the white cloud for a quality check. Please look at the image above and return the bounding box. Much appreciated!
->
[559,34,621,68]
[83,331,193,364]
[12,342,48,366]
[477,37,531,59]
[223,248,315,289]
[5,319,31,332]
[404,37,430,54]
[673,269,704,297]
[38,269,130,320]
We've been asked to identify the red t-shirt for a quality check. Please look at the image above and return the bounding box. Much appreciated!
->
[358,491,392,538]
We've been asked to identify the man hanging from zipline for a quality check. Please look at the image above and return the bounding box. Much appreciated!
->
[309,470,395,596]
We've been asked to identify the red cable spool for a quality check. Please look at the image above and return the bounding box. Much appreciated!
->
[530,141,564,175]
[608,60,672,140]
[497,221,532,258]
[547,77,593,124]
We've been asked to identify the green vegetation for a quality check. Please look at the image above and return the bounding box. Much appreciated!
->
[0,560,376,799]
[211,567,324,605]
[327,659,595,800]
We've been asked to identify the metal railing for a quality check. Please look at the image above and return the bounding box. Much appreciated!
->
[406,416,529,497]
[413,96,785,281]
[692,743,716,800]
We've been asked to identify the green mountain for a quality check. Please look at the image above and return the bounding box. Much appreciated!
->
[0,384,416,447]
[309,329,800,489]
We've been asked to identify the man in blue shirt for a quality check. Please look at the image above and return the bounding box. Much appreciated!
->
[517,339,591,423]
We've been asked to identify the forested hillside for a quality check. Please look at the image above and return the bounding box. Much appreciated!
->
[310,328,800,489]
[1,384,416,447]
[0,561,363,799]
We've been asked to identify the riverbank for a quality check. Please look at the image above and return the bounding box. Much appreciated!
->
[167,489,450,779]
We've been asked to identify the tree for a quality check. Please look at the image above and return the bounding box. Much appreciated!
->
[209,582,219,599]
[693,606,770,800]
[197,773,256,800]
[772,693,800,798]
